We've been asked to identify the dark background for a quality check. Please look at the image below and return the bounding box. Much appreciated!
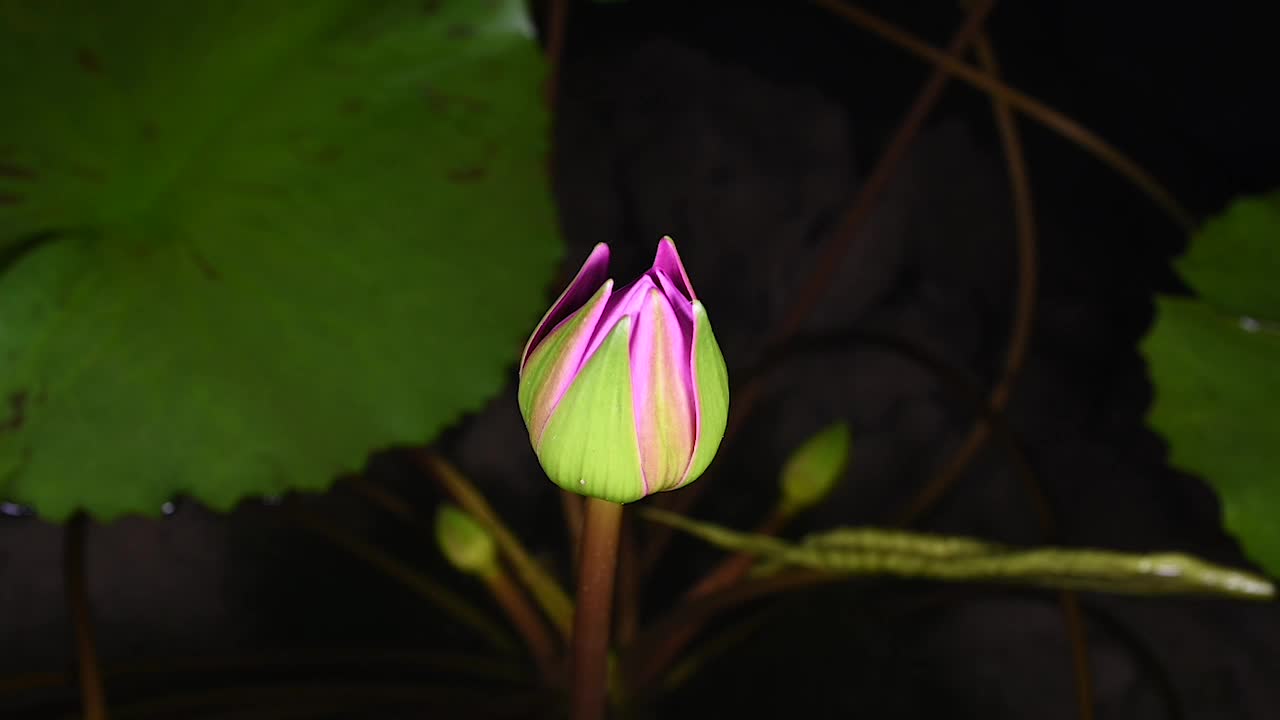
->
[3,1,1278,718]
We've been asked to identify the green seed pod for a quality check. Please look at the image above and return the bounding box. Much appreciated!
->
[435,504,498,579]
[778,422,851,516]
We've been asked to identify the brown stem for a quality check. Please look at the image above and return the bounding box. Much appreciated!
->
[543,0,569,108]
[627,508,788,692]
[812,0,1194,233]
[686,508,788,600]
[901,28,1039,520]
[571,499,624,720]
[774,0,1000,346]
[561,489,585,572]
[1059,590,1096,720]
[65,513,108,720]
[641,0,998,582]
[899,34,1092,719]
[417,450,575,639]
[894,29,1037,527]
[346,476,417,522]
[343,477,560,675]
[485,570,558,680]
[627,570,834,693]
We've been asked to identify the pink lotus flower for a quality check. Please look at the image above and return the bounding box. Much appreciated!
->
[518,238,729,504]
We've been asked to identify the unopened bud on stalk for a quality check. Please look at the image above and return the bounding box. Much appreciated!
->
[435,504,498,579]
[778,422,851,516]
[518,238,730,504]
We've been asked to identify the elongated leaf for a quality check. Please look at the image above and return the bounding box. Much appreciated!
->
[0,1,560,520]
[641,509,1275,600]
[1142,190,1280,574]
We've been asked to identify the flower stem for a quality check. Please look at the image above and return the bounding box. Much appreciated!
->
[686,507,789,600]
[65,513,109,720]
[418,450,575,638]
[484,570,558,679]
[571,499,623,720]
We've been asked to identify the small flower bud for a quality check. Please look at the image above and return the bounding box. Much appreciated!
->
[435,504,498,579]
[778,422,851,516]
[518,238,730,504]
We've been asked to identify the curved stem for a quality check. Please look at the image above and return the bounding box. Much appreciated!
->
[630,329,988,691]
[641,0,999,574]
[343,477,559,672]
[977,36,1092,720]
[571,499,624,720]
[543,0,569,108]
[812,0,1195,232]
[485,571,558,679]
[65,513,109,720]
[895,30,1039,527]
[686,508,789,600]
[772,0,1000,347]
[1058,591,1096,720]
[417,450,575,639]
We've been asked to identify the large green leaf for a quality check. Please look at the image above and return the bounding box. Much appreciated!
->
[1143,191,1280,574]
[0,1,560,520]
[641,510,1274,599]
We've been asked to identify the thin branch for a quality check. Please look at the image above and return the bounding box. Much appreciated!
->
[911,33,1092,720]
[345,477,559,673]
[543,0,569,109]
[65,513,109,720]
[642,0,999,572]
[416,450,575,639]
[774,0,1000,346]
[346,476,417,522]
[686,508,789,600]
[1059,591,1097,720]
[485,571,559,679]
[625,508,787,692]
[895,30,1039,527]
[811,0,1195,233]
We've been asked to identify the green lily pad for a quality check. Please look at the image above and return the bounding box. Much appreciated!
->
[1142,191,1280,574]
[0,1,560,520]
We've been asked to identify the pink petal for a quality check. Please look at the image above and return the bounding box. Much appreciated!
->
[524,280,615,444]
[578,274,657,370]
[520,243,610,372]
[630,288,695,494]
[652,236,696,302]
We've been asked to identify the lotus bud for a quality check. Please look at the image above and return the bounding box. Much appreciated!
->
[518,238,730,504]
[435,504,499,579]
[778,422,851,517]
